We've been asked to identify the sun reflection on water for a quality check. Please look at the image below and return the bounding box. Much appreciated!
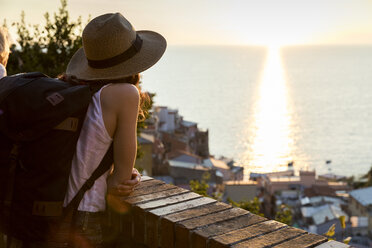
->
[243,46,295,176]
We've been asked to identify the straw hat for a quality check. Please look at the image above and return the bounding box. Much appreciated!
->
[66,13,166,81]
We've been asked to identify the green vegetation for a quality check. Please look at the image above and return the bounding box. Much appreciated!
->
[360,166,372,187]
[189,172,210,197]
[228,198,291,224]
[189,172,224,200]
[4,0,152,160]
[228,197,264,217]
[6,0,84,77]
[346,165,372,189]
[274,204,292,225]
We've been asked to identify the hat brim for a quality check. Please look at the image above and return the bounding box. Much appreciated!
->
[66,30,166,81]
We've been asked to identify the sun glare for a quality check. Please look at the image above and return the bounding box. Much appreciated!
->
[243,46,294,175]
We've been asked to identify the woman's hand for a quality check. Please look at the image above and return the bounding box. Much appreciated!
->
[107,168,142,196]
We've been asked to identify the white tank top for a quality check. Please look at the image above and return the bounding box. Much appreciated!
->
[0,63,7,79]
[63,85,113,212]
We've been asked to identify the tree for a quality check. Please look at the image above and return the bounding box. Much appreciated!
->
[189,172,210,197]
[228,197,264,217]
[346,165,372,189]
[6,0,83,77]
[228,198,292,224]
[274,204,292,225]
[360,165,372,187]
[4,0,153,161]
[136,91,154,160]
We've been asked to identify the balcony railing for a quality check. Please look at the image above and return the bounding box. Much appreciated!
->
[107,176,349,248]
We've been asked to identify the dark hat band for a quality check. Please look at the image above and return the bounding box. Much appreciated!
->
[87,34,143,69]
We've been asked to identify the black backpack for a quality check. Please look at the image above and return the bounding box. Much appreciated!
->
[0,72,113,242]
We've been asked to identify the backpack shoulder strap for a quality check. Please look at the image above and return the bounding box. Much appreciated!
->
[64,143,114,212]
[64,81,114,213]
[88,82,110,96]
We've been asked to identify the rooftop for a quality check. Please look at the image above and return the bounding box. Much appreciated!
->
[318,173,346,181]
[168,159,208,171]
[224,180,258,185]
[301,196,345,206]
[349,186,372,207]
[138,133,155,144]
[168,150,202,161]
[181,120,197,127]
[268,176,301,182]
[204,157,230,170]
[301,204,347,225]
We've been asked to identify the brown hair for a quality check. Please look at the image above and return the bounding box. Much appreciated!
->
[0,27,11,66]
[58,73,150,121]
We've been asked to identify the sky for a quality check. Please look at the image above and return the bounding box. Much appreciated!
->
[1,0,372,46]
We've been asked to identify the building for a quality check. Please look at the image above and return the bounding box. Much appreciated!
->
[203,157,232,181]
[154,106,181,133]
[167,159,222,185]
[257,169,350,219]
[168,150,203,164]
[195,128,209,158]
[161,131,190,154]
[223,180,258,203]
[180,120,198,139]
[135,133,155,176]
[348,186,372,237]
[300,196,348,236]
[152,106,210,158]
[259,170,350,196]
[304,185,337,198]
[318,173,347,182]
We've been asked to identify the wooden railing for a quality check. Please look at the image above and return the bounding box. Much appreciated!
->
[107,176,349,248]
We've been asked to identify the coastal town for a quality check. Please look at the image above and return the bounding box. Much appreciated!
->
[1,1,372,246]
[135,105,372,248]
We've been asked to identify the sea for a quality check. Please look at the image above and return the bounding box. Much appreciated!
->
[141,45,372,178]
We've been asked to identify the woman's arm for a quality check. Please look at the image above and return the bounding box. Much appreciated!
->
[108,168,141,196]
[102,83,140,191]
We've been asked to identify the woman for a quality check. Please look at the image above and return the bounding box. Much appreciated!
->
[62,13,166,247]
[0,26,11,79]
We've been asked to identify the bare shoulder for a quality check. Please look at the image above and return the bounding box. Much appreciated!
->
[101,83,139,107]
[99,83,139,137]
[103,83,139,99]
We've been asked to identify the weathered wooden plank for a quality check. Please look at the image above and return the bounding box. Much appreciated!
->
[149,196,216,216]
[274,232,328,248]
[124,187,189,205]
[133,178,165,189]
[136,192,201,210]
[145,212,161,248]
[232,227,306,248]
[179,208,248,230]
[160,202,231,248]
[132,192,207,248]
[165,202,231,223]
[126,183,176,198]
[208,220,284,248]
[175,208,248,248]
[195,212,267,238]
